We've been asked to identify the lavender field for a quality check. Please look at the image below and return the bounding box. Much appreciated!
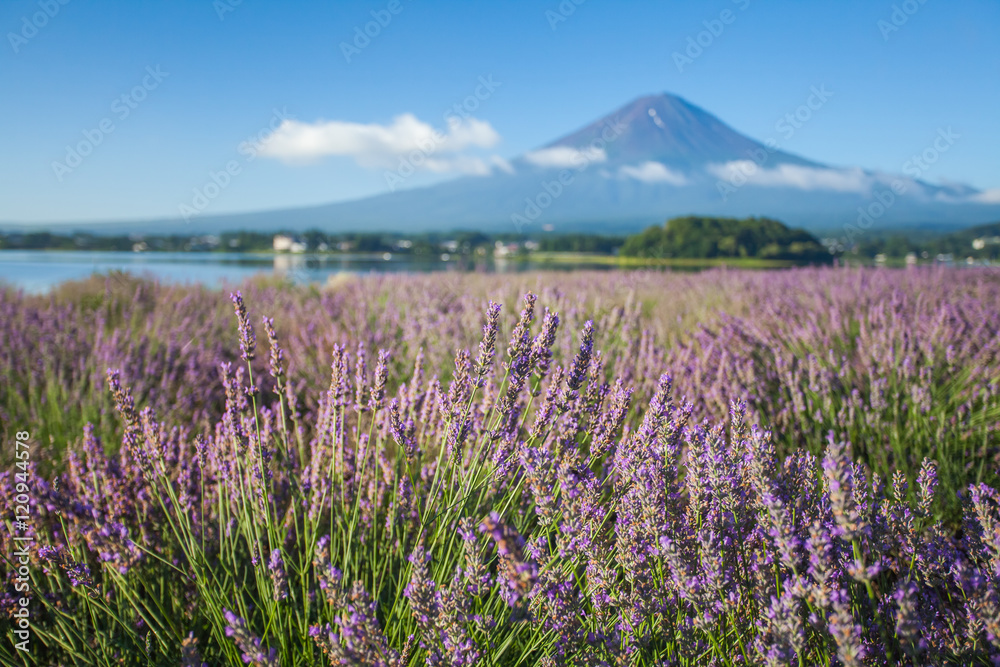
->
[2,267,1000,665]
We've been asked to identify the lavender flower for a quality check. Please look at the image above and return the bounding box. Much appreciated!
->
[268,548,288,601]
[404,540,438,628]
[230,291,256,362]
[827,599,866,667]
[506,293,537,365]
[893,580,928,658]
[565,320,594,393]
[223,609,279,666]
[475,300,502,384]
[529,308,560,380]
[481,512,537,608]
[261,315,284,384]
[388,398,418,462]
[354,343,367,411]
[822,437,868,541]
[38,545,98,593]
[369,349,390,412]
[181,632,206,667]
[916,457,938,518]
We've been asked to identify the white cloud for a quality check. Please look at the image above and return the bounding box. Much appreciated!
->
[707,161,871,192]
[619,161,687,185]
[971,188,1000,204]
[490,155,515,174]
[523,146,606,168]
[257,113,503,175]
[422,156,492,175]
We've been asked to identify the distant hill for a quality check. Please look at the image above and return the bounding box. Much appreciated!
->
[6,93,999,235]
[939,220,1000,248]
[621,216,830,263]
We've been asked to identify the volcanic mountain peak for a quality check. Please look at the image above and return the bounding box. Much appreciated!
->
[542,92,815,170]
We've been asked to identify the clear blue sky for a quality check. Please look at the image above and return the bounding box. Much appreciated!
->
[1,0,997,224]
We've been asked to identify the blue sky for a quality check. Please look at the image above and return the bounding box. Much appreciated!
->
[1,0,998,224]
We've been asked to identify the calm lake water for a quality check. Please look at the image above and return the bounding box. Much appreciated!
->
[0,250,618,293]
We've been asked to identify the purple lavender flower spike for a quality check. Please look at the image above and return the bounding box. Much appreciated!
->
[222,608,279,667]
[268,548,288,601]
[475,300,502,384]
[230,291,256,362]
[565,320,594,393]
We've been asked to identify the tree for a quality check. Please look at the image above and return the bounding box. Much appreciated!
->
[620,216,830,263]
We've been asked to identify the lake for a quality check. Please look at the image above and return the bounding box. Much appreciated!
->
[0,250,620,293]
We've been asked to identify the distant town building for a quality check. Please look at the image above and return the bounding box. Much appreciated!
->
[273,234,307,253]
[972,236,1000,250]
[494,240,521,257]
[186,235,220,251]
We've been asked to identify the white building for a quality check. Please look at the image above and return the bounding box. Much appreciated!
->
[273,235,307,253]
[972,236,1000,250]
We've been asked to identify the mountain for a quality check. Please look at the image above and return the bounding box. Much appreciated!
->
[539,93,818,170]
[8,93,1000,236]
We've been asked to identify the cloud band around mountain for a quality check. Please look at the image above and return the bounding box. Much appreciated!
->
[619,161,688,185]
[707,161,870,192]
[522,146,607,168]
[971,189,1000,204]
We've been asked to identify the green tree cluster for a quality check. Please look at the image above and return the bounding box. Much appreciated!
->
[620,216,830,262]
